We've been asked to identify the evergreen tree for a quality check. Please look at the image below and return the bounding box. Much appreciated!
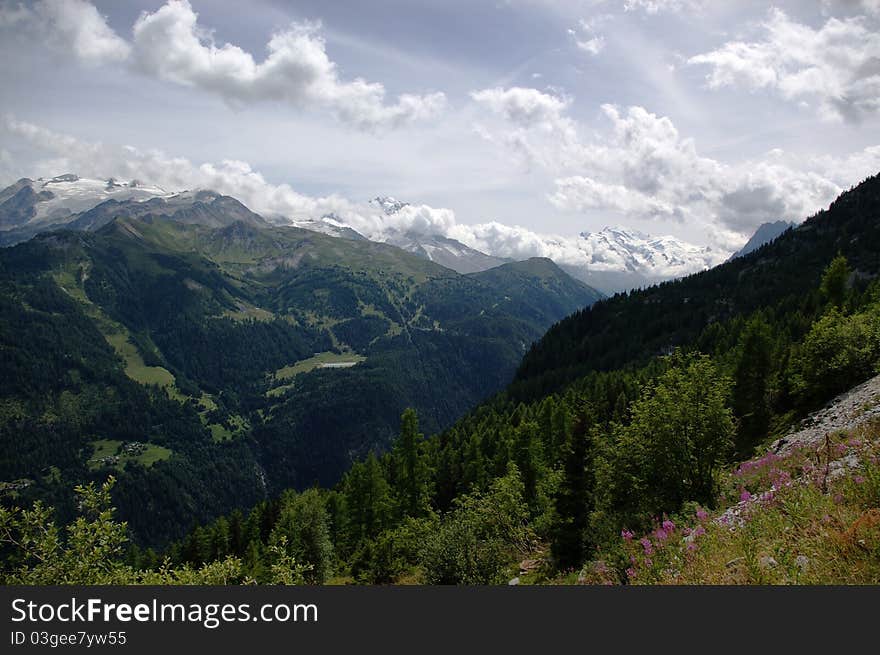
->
[550,409,594,570]
[392,409,431,518]
[343,453,392,548]
[732,315,774,456]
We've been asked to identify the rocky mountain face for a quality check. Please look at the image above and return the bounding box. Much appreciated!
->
[729,221,796,260]
[0,175,173,244]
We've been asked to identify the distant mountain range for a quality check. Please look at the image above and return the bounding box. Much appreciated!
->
[0,176,730,291]
[563,226,724,293]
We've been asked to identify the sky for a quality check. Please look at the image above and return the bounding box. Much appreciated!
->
[1,0,879,259]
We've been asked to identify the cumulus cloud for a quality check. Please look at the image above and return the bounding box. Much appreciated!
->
[688,9,880,122]
[470,88,880,246]
[470,87,585,170]
[0,0,130,63]
[0,0,445,129]
[130,1,446,129]
[470,87,570,128]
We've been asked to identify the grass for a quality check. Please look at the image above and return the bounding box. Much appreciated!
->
[267,351,366,397]
[208,414,249,443]
[88,439,173,471]
[222,301,275,322]
[104,332,177,390]
[577,419,880,585]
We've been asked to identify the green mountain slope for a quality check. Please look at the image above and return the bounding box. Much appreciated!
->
[0,214,600,545]
[513,173,880,401]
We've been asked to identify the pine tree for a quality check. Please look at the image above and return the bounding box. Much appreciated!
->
[732,314,774,455]
[550,409,594,570]
[392,408,431,518]
[343,452,392,547]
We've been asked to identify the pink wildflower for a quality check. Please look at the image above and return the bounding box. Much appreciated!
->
[739,489,752,502]
[696,508,708,521]
[621,529,634,542]
[640,538,653,556]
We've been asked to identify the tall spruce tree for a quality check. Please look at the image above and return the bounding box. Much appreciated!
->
[550,408,594,570]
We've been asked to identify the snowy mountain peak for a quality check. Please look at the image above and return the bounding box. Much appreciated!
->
[575,225,723,279]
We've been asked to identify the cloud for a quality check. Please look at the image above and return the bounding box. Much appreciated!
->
[822,0,880,16]
[688,9,880,122]
[569,15,611,56]
[3,115,722,277]
[470,87,584,170]
[470,89,880,245]
[130,1,446,129]
[6,112,880,276]
[622,0,704,14]
[549,176,678,218]
[0,0,130,64]
[0,0,445,130]
[470,87,570,128]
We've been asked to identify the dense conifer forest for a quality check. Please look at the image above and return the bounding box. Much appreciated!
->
[5,175,879,585]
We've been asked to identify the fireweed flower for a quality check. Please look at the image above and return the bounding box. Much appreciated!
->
[640,538,653,555]
[662,519,675,533]
[621,529,634,542]
[739,489,752,502]
[626,568,637,579]
[696,508,708,521]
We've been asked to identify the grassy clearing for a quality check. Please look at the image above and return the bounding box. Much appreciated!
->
[222,301,275,322]
[88,439,173,471]
[267,351,365,398]
[104,332,177,390]
[273,351,366,381]
[208,414,249,443]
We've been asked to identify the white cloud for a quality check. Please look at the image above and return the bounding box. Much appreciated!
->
[576,35,605,55]
[0,0,130,64]
[130,1,446,129]
[688,9,880,122]
[622,0,704,14]
[0,0,445,130]
[2,115,721,277]
[470,89,880,246]
[570,15,611,56]
[549,176,677,217]
[470,86,570,128]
